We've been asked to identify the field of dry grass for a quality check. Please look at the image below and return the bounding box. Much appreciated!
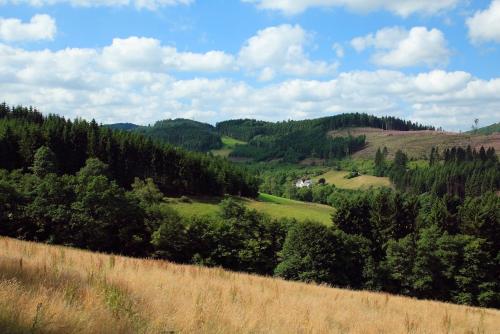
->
[330,127,500,160]
[1,237,499,334]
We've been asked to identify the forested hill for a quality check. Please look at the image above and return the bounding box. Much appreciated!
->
[107,119,223,152]
[0,103,258,197]
[215,113,433,162]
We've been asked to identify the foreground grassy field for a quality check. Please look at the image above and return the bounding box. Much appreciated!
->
[313,170,392,190]
[169,193,334,225]
[1,237,499,334]
[211,136,247,157]
[330,127,500,160]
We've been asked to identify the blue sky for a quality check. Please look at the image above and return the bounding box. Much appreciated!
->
[1,0,499,130]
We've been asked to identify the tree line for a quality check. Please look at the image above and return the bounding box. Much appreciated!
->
[0,103,258,197]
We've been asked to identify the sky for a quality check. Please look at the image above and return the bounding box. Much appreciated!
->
[1,0,500,131]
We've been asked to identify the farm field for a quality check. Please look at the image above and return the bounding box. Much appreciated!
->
[169,193,334,225]
[330,127,500,160]
[312,170,392,190]
[211,136,247,157]
[1,237,499,334]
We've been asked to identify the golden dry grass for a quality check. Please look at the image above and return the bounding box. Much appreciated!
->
[330,127,500,160]
[1,237,499,334]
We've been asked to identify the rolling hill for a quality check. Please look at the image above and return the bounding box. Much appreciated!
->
[1,237,498,334]
[107,119,223,152]
[329,127,500,160]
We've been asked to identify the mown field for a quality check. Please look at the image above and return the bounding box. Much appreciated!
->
[330,127,500,160]
[1,237,499,334]
[169,193,334,225]
[312,170,392,190]
[211,136,247,157]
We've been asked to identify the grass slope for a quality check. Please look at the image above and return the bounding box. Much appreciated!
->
[470,122,500,136]
[211,136,247,157]
[313,170,392,190]
[330,127,500,160]
[1,237,499,334]
[169,194,334,225]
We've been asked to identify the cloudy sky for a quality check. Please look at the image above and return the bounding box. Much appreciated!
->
[1,0,499,130]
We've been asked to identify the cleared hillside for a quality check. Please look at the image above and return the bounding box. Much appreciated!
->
[1,237,499,334]
[330,127,500,159]
[169,193,334,225]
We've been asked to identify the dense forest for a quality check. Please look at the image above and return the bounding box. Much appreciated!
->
[216,114,433,162]
[108,119,223,152]
[0,104,258,197]
[389,147,499,198]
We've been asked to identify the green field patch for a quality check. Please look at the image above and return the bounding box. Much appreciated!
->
[211,136,247,157]
[167,193,334,225]
[312,170,392,190]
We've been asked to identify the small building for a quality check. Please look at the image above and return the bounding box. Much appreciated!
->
[295,178,313,188]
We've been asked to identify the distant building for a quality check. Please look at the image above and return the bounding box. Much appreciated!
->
[295,178,313,188]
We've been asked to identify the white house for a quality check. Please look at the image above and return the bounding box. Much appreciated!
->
[295,179,313,188]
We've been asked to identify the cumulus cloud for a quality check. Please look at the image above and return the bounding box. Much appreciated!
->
[0,0,193,10]
[467,0,500,44]
[1,39,499,130]
[238,24,338,81]
[351,26,450,68]
[243,0,460,16]
[101,37,235,72]
[0,14,56,42]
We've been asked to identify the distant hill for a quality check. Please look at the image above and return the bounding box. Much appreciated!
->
[105,122,140,131]
[216,113,433,163]
[107,119,223,152]
[469,122,500,135]
[329,127,500,160]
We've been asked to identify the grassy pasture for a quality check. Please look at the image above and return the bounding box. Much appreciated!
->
[168,193,334,225]
[211,136,247,157]
[1,237,499,333]
[313,170,392,190]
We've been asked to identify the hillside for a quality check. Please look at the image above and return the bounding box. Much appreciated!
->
[330,127,500,160]
[470,122,500,136]
[169,193,335,225]
[2,237,499,334]
[107,119,223,152]
[216,113,432,162]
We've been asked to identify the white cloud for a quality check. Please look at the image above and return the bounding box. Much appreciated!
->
[0,14,56,42]
[102,37,235,72]
[332,43,344,58]
[238,24,338,81]
[352,26,450,68]
[0,0,193,10]
[0,36,499,131]
[243,0,460,17]
[467,0,500,44]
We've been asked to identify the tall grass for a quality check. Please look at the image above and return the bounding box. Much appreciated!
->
[1,237,498,333]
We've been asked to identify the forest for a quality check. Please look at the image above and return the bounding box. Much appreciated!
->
[0,104,258,197]
[108,118,223,152]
